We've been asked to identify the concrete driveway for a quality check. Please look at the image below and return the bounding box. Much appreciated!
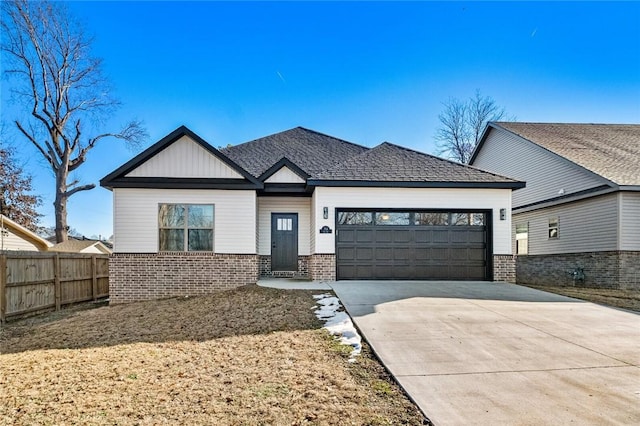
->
[330,281,640,425]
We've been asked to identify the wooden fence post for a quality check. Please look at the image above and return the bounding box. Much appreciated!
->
[54,254,61,311]
[0,254,7,324]
[91,255,98,301]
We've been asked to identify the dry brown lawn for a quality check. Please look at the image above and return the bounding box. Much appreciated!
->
[0,285,426,425]
[520,284,640,313]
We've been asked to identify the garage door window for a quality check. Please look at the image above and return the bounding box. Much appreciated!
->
[337,212,372,225]
[450,212,485,226]
[415,212,449,225]
[375,212,410,225]
[338,211,487,227]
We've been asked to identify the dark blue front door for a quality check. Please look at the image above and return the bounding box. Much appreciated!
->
[271,213,298,271]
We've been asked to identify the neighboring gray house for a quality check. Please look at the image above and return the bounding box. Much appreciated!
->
[471,122,640,290]
[101,126,523,303]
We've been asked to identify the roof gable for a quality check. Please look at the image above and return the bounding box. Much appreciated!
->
[258,157,309,184]
[126,135,243,179]
[475,122,640,187]
[309,142,524,188]
[264,166,306,183]
[100,126,261,189]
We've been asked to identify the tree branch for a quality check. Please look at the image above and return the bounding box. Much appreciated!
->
[64,183,95,198]
[15,120,55,167]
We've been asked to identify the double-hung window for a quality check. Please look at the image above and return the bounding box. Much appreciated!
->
[515,223,528,255]
[159,204,214,251]
[548,217,559,239]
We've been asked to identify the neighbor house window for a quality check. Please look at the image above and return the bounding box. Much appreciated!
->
[516,223,528,255]
[159,204,214,251]
[548,217,559,239]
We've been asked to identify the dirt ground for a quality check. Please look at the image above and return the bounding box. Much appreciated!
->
[520,284,640,313]
[0,285,426,425]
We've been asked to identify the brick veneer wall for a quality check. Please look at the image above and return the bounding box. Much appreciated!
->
[493,255,516,283]
[517,251,640,290]
[110,253,258,304]
[258,255,309,278]
[619,252,640,290]
[309,254,336,281]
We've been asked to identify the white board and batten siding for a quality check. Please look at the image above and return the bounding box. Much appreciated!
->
[257,197,311,255]
[264,167,305,183]
[473,129,607,208]
[125,136,243,179]
[113,188,256,253]
[620,192,640,250]
[513,193,619,255]
[312,187,514,255]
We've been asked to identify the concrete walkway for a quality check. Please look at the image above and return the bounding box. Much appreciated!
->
[257,277,332,290]
[331,281,640,426]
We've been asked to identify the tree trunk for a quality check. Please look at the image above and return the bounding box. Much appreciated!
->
[54,168,68,243]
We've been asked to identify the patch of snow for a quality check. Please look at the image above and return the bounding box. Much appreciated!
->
[313,293,362,362]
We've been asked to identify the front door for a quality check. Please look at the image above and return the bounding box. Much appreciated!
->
[271,213,298,271]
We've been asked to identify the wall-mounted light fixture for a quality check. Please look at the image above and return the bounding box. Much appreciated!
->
[323,207,328,220]
[500,208,506,221]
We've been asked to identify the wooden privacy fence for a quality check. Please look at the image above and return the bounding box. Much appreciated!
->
[0,252,109,323]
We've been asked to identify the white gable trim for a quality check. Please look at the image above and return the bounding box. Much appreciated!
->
[126,136,244,179]
[264,166,306,183]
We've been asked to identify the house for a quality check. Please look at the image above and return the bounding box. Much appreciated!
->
[470,122,640,290]
[0,214,52,252]
[101,126,524,303]
[48,238,112,254]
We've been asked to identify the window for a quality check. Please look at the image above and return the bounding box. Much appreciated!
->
[548,217,559,239]
[471,213,485,226]
[515,223,528,255]
[375,212,410,225]
[277,217,293,231]
[337,212,372,225]
[450,212,486,226]
[159,204,214,251]
[415,212,449,226]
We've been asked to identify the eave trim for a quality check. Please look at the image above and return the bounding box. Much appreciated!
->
[307,179,525,189]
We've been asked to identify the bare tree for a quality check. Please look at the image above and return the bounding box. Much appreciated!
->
[1,0,146,242]
[435,90,509,163]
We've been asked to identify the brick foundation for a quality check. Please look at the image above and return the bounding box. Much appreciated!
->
[517,251,640,290]
[258,255,309,278]
[309,254,336,281]
[109,253,258,304]
[493,255,516,283]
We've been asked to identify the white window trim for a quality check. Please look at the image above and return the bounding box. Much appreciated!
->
[548,217,559,239]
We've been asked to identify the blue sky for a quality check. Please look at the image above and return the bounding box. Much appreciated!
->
[2,1,639,238]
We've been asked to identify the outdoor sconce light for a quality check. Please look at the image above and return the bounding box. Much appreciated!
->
[323,207,328,219]
[500,208,506,221]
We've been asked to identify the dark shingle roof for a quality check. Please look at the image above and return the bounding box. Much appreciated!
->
[312,142,521,184]
[221,127,368,178]
[494,122,640,186]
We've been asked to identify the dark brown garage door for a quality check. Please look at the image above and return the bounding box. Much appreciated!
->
[336,210,490,280]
